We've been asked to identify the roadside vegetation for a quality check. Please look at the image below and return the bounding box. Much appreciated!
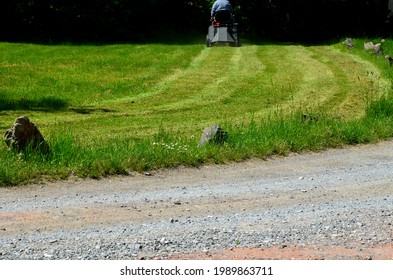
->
[1,38,393,186]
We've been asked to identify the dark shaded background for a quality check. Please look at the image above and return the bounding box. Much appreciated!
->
[0,0,391,43]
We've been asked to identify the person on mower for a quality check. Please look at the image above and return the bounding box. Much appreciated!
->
[207,0,239,47]
[211,0,234,24]
[211,0,233,16]
[211,0,233,17]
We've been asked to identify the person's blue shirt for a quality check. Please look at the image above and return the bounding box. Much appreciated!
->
[211,0,233,16]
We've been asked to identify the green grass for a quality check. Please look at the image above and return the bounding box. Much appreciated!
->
[1,38,393,186]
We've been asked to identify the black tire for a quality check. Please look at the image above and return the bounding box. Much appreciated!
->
[206,36,212,47]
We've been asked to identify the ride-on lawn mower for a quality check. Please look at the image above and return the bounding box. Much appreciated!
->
[206,10,240,47]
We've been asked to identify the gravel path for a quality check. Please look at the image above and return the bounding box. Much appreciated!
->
[1,141,393,260]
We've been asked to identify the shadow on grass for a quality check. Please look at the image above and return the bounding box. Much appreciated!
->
[0,97,69,111]
[0,97,113,115]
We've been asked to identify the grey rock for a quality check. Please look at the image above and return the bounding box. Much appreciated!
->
[385,55,393,66]
[374,43,383,56]
[344,38,354,49]
[4,116,49,153]
[364,42,383,56]
[364,41,375,51]
[198,124,228,147]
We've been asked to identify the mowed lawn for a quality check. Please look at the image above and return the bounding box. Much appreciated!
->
[1,40,393,185]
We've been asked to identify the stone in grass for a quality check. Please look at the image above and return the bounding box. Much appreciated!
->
[344,38,354,49]
[364,41,383,56]
[4,116,49,153]
[198,124,228,147]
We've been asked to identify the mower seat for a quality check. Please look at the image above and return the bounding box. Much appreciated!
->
[213,10,233,24]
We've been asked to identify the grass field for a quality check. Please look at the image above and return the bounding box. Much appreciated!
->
[1,38,393,186]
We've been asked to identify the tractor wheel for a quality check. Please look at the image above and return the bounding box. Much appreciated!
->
[206,36,212,47]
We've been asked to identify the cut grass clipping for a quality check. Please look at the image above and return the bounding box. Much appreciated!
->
[1,38,393,186]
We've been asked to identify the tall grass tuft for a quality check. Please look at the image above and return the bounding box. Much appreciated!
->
[366,96,393,119]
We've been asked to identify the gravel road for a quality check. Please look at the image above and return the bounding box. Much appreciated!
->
[1,141,393,260]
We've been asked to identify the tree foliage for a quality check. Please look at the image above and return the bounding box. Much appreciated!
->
[0,0,390,42]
